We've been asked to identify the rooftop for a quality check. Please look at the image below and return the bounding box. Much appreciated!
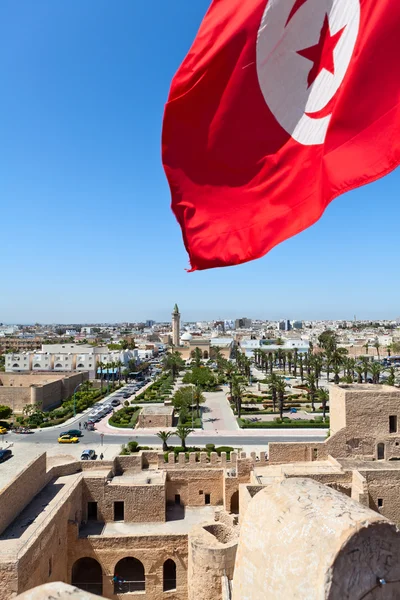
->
[109,470,166,486]
[140,406,174,415]
[79,505,217,537]
[254,460,344,484]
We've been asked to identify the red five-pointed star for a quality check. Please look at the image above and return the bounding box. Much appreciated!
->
[297,15,346,87]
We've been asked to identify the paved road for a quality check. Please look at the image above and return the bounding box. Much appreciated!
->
[6,428,325,448]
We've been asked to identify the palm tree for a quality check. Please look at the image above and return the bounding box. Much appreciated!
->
[293,348,298,378]
[373,340,381,360]
[287,351,293,374]
[157,430,174,452]
[360,356,370,384]
[192,347,203,367]
[163,351,184,378]
[115,360,123,383]
[386,366,396,386]
[225,362,236,398]
[325,350,333,384]
[266,373,278,412]
[332,364,341,385]
[97,361,105,392]
[369,362,382,384]
[192,385,206,418]
[298,354,304,383]
[275,376,287,420]
[318,388,329,421]
[231,375,247,419]
[175,425,194,450]
[305,373,317,411]
[364,341,370,355]
[354,364,364,384]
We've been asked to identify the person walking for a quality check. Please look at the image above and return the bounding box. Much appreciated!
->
[99,452,104,460]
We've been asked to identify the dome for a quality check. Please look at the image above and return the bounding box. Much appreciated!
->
[181,332,193,341]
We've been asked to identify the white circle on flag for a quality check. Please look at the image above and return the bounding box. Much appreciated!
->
[256,0,360,146]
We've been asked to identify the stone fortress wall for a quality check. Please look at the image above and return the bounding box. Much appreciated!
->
[3,384,400,599]
[0,371,88,412]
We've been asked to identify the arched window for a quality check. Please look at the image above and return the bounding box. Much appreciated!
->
[203,351,209,359]
[55,363,63,368]
[230,491,239,514]
[33,363,41,368]
[114,557,145,593]
[77,363,85,368]
[163,559,176,592]
[12,364,19,368]
[377,443,385,460]
[72,557,103,595]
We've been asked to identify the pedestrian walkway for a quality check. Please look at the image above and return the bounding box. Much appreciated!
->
[202,386,239,432]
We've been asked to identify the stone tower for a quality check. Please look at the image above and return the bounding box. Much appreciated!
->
[172,303,180,347]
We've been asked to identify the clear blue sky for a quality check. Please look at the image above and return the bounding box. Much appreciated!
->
[1,1,398,324]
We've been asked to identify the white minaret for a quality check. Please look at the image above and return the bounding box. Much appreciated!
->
[172,304,181,347]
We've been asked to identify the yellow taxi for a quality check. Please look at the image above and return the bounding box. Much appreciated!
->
[58,434,79,444]
[0,426,8,435]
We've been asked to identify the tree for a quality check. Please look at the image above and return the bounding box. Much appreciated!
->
[157,430,174,452]
[122,368,130,383]
[0,405,12,419]
[275,376,287,420]
[175,425,194,450]
[163,351,184,378]
[115,360,123,383]
[231,375,247,419]
[373,340,381,360]
[183,367,216,390]
[266,373,278,412]
[318,388,329,421]
[191,347,203,367]
[305,373,317,411]
[172,386,193,412]
[318,330,337,352]
[369,362,382,384]
[192,385,206,418]
[97,361,105,392]
[386,367,396,386]
[225,362,236,400]
[354,364,364,384]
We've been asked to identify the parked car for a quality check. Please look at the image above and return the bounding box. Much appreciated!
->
[81,449,96,460]
[87,423,95,431]
[58,434,79,444]
[123,393,130,399]
[0,449,12,463]
[111,399,121,407]
[60,429,82,438]
[13,427,33,434]
[0,426,8,435]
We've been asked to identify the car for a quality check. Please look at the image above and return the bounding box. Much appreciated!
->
[0,449,12,463]
[0,426,8,435]
[60,429,82,438]
[111,399,120,407]
[58,434,79,444]
[81,449,96,460]
[123,393,130,399]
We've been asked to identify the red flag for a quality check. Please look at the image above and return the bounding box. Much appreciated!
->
[162,0,400,271]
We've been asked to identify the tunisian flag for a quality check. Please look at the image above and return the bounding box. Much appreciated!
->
[162,0,400,271]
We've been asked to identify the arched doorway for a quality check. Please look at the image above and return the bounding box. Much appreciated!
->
[230,491,239,514]
[163,559,177,592]
[203,351,209,359]
[114,557,145,593]
[71,557,103,595]
[377,443,385,460]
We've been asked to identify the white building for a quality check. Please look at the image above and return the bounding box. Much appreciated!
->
[5,353,31,372]
[5,344,139,378]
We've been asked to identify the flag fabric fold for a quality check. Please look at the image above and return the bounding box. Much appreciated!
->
[162,0,400,271]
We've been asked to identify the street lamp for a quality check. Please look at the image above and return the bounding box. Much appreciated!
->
[73,382,84,418]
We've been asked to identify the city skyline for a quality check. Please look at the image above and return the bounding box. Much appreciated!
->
[1,0,399,322]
